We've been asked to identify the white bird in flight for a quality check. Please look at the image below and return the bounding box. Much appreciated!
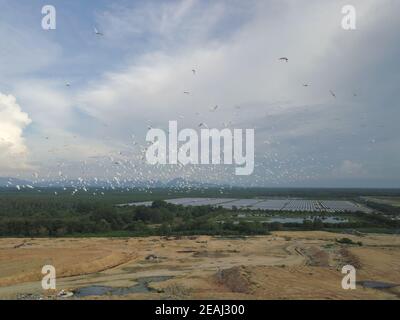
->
[94,27,104,36]
[209,105,218,112]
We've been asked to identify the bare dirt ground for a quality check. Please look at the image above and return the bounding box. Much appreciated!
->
[0,231,399,300]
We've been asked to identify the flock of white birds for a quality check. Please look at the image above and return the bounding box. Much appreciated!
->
[4,25,369,196]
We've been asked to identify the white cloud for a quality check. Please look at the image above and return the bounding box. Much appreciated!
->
[72,0,399,185]
[335,160,365,177]
[1,0,399,185]
[79,0,381,136]
[13,81,74,130]
[0,93,32,171]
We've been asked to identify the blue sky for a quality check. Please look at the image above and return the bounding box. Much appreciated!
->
[0,0,399,187]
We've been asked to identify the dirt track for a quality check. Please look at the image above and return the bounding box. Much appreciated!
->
[0,231,399,300]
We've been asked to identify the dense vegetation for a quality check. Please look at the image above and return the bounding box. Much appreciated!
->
[0,197,268,237]
[0,188,399,237]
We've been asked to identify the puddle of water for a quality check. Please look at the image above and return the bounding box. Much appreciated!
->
[74,276,173,298]
[357,281,399,289]
[74,285,111,297]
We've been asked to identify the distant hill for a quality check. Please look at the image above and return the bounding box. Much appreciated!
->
[165,178,224,188]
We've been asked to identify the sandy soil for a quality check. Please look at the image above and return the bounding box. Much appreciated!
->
[0,231,399,300]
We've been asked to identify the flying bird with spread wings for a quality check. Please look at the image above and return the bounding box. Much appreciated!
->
[94,27,103,36]
[209,105,219,112]
[279,57,289,62]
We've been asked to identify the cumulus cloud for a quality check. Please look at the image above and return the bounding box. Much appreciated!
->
[0,93,31,171]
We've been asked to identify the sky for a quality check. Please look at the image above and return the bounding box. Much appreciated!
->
[0,0,399,188]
